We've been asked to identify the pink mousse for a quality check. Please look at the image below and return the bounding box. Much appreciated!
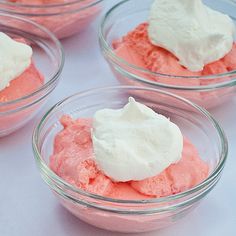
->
[0,63,44,103]
[50,115,209,200]
[113,23,236,77]
[9,0,70,3]
[8,0,102,39]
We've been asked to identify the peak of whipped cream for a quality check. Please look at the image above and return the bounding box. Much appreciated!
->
[0,32,32,92]
[92,97,183,182]
[148,0,236,72]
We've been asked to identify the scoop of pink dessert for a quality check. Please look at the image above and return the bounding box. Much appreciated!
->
[7,0,102,39]
[0,61,44,135]
[114,23,236,78]
[50,115,209,200]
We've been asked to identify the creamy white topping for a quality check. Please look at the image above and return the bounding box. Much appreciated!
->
[92,97,183,182]
[148,0,235,72]
[0,32,32,92]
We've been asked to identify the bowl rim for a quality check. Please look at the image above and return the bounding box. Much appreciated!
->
[32,85,228,206]
[99,0,236,90]
[0,13,64,110]
[0,0,104,16]
[0,0,102,8]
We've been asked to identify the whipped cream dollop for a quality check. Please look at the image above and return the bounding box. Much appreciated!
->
[0,32,32,91]
[148,0,236,72]
[92,97,183,182]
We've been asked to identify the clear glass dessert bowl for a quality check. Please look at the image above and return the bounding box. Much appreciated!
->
[0,0,104,39]
[99,0,236,109]
[33,86,227,233]
[0,13,64,137]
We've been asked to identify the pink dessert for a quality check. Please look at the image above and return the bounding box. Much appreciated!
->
[6,0,102,39]
[9,0,70,3]
[50,115,208,200]
[0,35,45,136]
[114,23,236,78]
[111,23,236,108]
[0,63,44,103]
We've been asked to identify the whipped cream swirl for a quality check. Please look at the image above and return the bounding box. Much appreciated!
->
[92,97,183,182]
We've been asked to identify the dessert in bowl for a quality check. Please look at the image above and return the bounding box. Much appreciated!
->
[99,0,236,109]
[0,13,64,137]
[0,0,104,39]
[33,86,227,233]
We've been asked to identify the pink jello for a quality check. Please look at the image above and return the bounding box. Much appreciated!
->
[50,115,208,200]
[114,23,236,78]
[0,61,45,136]
[105,22,236,108]
[2,0,103,39]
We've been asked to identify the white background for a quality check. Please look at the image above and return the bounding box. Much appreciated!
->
[0,1,236,235]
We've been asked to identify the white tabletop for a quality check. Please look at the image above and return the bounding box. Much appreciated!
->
[1,2,236,235]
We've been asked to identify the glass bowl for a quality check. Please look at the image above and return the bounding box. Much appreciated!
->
[0,0,104,39]
[0,13,64,137]
[99,0,236,109]
[33,86,227,233]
